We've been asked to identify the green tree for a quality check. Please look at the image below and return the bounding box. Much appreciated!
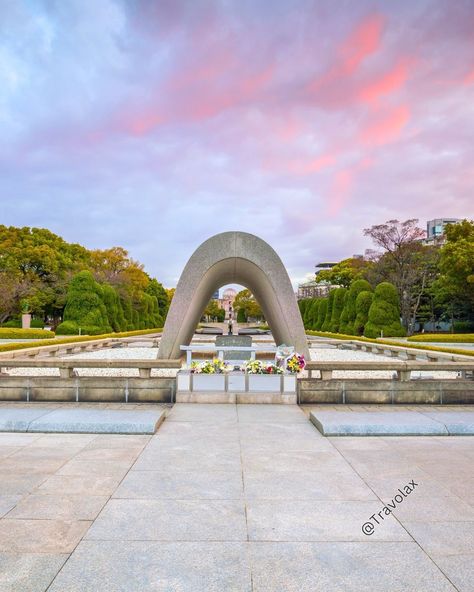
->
[204,299,222,321]
[315,298,327,330]
[316,258,370,288]
[364,219,439,334]
[233,289,263,320]
[146,278,170,319]
[330,288,347,332]
[56,271,111,335]
[433,220,474,326]
[339,279,372,335]
[321,290,335,332]
[101,283,126,332]
[354,291,374,335]
[364,282,406,338]
[308,299,321,330]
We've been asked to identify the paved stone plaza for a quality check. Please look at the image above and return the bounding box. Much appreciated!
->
[0,403,473,591]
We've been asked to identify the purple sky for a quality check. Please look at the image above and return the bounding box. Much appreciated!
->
[1,0,473,288]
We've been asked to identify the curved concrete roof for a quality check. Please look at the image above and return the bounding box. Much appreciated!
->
[158,231,308,359]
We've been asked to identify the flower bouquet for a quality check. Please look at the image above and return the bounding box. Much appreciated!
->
[285,353,306,373]
[243,359,284,374]
[190,358,230,374]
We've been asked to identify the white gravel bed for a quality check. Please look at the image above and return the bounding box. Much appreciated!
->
[6,347,178,378]
[5,345,458,380]
[309,347,458,380]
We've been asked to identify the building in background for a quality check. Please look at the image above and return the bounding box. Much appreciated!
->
[425,218,461,244]
[297,262,339,300]
[218,287,236,319]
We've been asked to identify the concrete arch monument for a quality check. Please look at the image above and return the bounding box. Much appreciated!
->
[158,231,309,359]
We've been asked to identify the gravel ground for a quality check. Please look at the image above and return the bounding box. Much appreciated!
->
[6,347,178,378]
[5,345,458,379]
[309,347,458,379]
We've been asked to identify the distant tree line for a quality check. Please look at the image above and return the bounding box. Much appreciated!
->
[299,219,474,336]
[0,226,170,334]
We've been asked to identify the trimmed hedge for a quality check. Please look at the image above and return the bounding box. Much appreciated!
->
[0,327,163,354]
[307,299,321,330]
[354,291,373,336]
[321,291,335,332]
[339,279,372,335]
[364,282,405,339]
[57,271,111,335]
[330,288,347,333]
[408,334,474,343]
[0,328,54,340]
[315,298,328,331]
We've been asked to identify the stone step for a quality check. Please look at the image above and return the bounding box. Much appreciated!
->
[176,391,296,404]
[0,407,166,434]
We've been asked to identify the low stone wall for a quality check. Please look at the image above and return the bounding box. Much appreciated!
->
[0,376,175,403]
[298,378,474,404]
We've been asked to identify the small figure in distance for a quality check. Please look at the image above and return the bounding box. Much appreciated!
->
[228,317,233,335]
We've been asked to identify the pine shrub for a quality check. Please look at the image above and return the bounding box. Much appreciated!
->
[321,290,335,332]
[315,298,328,330]
[364,282,406,338]
[354,291,374,335]
[329,288,347,332]
[339,279,372,335]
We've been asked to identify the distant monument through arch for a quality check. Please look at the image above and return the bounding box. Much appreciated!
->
[158,231,309,359]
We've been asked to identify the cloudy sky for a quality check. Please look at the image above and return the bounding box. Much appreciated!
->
[1,0,473,288]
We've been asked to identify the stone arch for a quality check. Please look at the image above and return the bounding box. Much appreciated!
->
[158,231,309,359]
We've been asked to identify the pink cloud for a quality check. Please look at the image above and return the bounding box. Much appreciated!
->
[306,13,386,108]
[360,104,410,146]
[359,58,412,103]
[339,13,386,75]
[464,68,474,85]
[327,158,373,216]
[287,153,336,176]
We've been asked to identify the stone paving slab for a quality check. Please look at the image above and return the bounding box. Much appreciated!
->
[421,411,474,435]
[1,403,473,591]
[0,552,68,592]
[0,408,56,432]
[248,541,456,592]
[309,410,462,436]
[47,541,252,592]
[0,407,165,434]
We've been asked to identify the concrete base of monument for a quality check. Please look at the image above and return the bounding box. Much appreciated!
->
[176,391,297,404]
[177,370,296,396]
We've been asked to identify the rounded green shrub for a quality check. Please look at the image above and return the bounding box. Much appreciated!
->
[308,299,321,330]
[339,279,372,335]
[354,291,374,335]
[364,282,406,338]
[62,271,111,334]
[321,290,335,332]
[330,288,347,333]
[315,298,328,330]
[55,321,80,335]
[302,299,315,327]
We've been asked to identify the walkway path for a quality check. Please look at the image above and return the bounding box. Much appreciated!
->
[0,404,472,591]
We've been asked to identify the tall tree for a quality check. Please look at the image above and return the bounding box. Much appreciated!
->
[315,258,370,288]
[433,219,474,328]
[233,289,263,320]
[364,219,437,334]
